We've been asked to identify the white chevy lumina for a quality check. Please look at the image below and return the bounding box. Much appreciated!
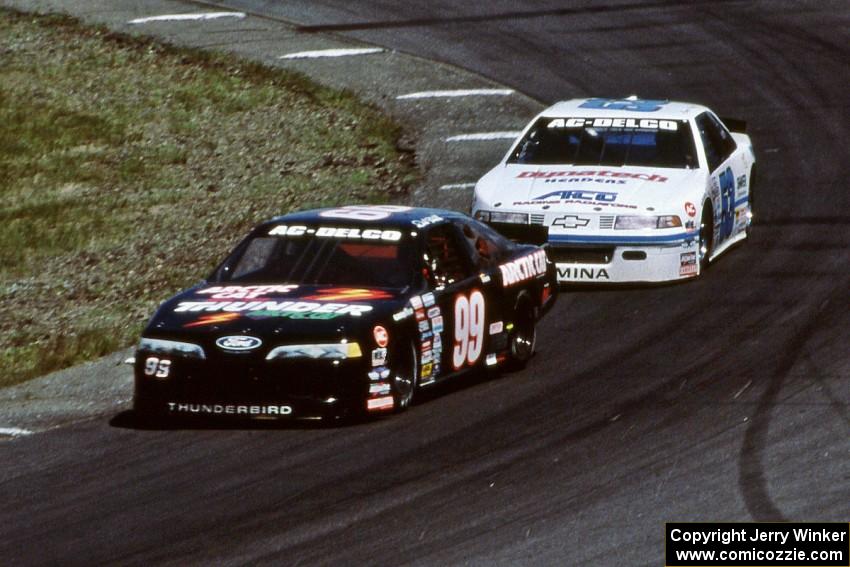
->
[472,97,756,283]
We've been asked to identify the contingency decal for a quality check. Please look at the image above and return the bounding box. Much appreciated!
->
[679,252,697,276]
[499,250,547,287]
[418,299,444,384]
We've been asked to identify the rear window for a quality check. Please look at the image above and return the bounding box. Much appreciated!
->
[215,228,415,289]
[508,117,698,169]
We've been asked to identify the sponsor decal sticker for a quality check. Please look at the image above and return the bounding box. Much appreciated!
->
[411,214,444,228]
[418,320,431,332]
[198,285,298,299]
[410,296,423,309]
[557,267,610,281]
[422,293,436,307]
[304,288,392,301]
[367,396,394,411]
[685,202,697,217]
[393,307,414,321]
[548,116,678,130]
[431,316,444,333]
[517,170,668,183]
[215,336,262,351]
[267,224,402,241]
[372,325,389,347]
[319,205,410,221]
[371,347,388,367]
[427,306,441,319]
[175,301,373,317]
[679,252,697,276]
[499,250,548,287]
[489,321,504,335]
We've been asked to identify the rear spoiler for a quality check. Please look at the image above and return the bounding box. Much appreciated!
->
[720,116,747,134]
[488,222,549,246]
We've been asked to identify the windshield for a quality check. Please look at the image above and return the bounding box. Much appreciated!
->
[214,228,416,289]
[508,117,697,169]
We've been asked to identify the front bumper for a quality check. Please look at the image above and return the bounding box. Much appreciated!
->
[133,354,366,420]
[548,240,700,283]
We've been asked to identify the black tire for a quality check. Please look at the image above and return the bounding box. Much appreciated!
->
[746,167,755,238]
[507,295,537,370]
[698,202,714,274]
[392,341,418,411]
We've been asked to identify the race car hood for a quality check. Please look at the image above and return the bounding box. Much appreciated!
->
[476,164,706,214]
[142,283,409,345]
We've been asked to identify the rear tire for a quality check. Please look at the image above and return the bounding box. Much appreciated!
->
[698,203,714,274]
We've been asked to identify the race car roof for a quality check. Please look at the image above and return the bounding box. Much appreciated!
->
[261,206,466,230]
[540,98,711,121]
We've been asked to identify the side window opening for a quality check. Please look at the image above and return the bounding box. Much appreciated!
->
[423,225,472,288]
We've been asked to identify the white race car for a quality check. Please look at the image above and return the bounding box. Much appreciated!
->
[472,97,755,283]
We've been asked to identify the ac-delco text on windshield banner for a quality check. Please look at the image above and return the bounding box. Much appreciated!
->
[665,522,849,567]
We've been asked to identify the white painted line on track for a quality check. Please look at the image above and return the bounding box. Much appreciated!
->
[439,183,476,191]
[397,89,514,100]
[128,12,246,25]
[279,48,385,60]
[445,132,521,142]
[0,427,33,437]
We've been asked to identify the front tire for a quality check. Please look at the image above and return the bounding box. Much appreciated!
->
[392,341,418,411]
[507,295,537,370]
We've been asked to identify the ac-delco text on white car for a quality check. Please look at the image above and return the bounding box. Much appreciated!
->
[472,97,756,283]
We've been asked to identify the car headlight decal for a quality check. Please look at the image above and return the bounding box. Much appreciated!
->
[138,338,206,359]
[265,342,363,361]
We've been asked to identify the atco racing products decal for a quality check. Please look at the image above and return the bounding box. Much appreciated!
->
[499,250,547,287]
[216,336,262,351]
[679,252,697,276]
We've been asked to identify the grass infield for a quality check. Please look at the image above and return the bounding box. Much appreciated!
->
[0,9,418,387]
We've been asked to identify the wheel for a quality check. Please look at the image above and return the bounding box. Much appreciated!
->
[698,202,714,273]
[392,341,418,411]
[745,167,755,238]
[507,295,537,370]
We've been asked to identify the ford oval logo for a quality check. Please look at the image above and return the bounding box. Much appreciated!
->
[216,335,262,351]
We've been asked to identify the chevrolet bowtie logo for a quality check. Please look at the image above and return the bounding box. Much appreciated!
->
[552,215,590,229]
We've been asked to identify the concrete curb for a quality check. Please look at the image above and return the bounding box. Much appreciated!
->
[0,0,544,434]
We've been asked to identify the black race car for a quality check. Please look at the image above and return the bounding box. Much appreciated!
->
[133,205,557,421]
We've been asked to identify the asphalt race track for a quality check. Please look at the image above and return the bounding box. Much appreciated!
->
[2,1,848,565]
